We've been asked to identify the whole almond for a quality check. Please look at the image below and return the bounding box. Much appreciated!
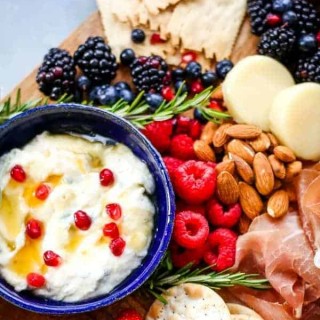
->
[238,215,251,234]
[229,153,254,184]
[268,154,286,180]
[215,159,235,175]
[267,133,279,151]
[226,124,262,140]
[239,182,264,220]
[217,171,239,205]
[285,161,302,181]
[253,152,274,196]
[249,133,271,152]
[267,190,289,218]
[274,146,296,163]
[213,123,232,147]
[194,140,216,162]
[227,139,255,165]
[200,122,218,145]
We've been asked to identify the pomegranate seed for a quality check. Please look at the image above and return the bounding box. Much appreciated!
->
[27,273,46,288]
[99,168,114,187]
[106,203,122,220]
[150,33,166,45]
[189,120,202,140]
[266,14,282,27]
[161,86,175,101]
[317,32,320,46]
[103,223,119,239]
[181,51,197,64]
[209,100,223,111]
[35,184,50,200]
[26,219,42,239]
[43,250,61,267]
[110,237,126,256]
[190,80,204,94]
[10,165,26,183]
[74,210,92,230]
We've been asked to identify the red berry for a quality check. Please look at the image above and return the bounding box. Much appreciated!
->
[161,86,175,101]
[317,31,320,46]
[35,183,50,200]
[103,222,120,239]
[173,160,217,204]
[74,210,92,230]
[170,242,205,268]
[10,165,26,183]
[170,134,196,160]
[207,199,242,228]
[181,51,197,64]
[209,100,223,112]
[150,33,166,45]
[266,13,282,27]
[43,250,61,267]
[110,237,126,256]
[99,168,114,187]
[26,219,42,239]
[203,228,237,272]
[163,156,184,181]
[116,308,143,320]
[190,80,204,94]
[175,115,192,134]
[106,203,122,220]
[173,211,209,249]
[189,120,202,140]
[176,200,206,216]
[27,273,46,288]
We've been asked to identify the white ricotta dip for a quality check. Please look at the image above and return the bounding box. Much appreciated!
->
[0,132,155,302]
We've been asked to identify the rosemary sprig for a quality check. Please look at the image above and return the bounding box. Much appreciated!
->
[0,86,230,128]
[145,253,270,304]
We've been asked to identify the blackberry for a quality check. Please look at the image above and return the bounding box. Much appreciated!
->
[130,55,168,93]
[36,48,76,100]
[258,27,296,62]
[247,0,273,35]
[295,49,320,83]
[74,36,118,84]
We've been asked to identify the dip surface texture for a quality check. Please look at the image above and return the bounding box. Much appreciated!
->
[0,132,155,302]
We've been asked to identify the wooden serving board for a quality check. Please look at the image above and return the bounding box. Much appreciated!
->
[0,10,259,320]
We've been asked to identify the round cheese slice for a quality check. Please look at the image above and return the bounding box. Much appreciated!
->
[270,82,320,161]
[222,55,295,131]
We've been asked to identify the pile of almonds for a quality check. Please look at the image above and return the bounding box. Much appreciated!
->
[193,123,302,233]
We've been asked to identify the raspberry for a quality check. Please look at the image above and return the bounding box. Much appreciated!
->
[170,134,196,160]
[175,115,192,135]
[163,156,184,181]
[209,100,224,112]
[190,80,204,94]
[203,228,237,272]
[207,199,241,228]
[173,211,209,249]
[161,86,175,101]
[189,120,202,140]
[27,273,46,288]
[142,119,173,153]
[173,160,217,204]
[170,242,205,268]
[116,309,142,320]
[176,200,206,216]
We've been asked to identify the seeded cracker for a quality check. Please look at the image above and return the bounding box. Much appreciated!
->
[143,0,183,15]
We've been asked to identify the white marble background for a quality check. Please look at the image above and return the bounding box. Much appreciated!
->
[0,0,97,98]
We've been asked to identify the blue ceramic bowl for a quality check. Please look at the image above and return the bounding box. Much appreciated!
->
[0,104,175,314]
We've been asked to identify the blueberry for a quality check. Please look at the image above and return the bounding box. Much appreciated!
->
[298,34,317,53]
[145,93,164,111]
[185,61,202,79]
[174,80,188,94]
[282,10,298,27]
[120,48,136,66]
[272,0,292,13]
[98,86,119,105]
[76,75,91,91]
[216,59,234,79]
[114,81,131,91]
[118,89,135,103]
[172,68,185,81]
[201,71,219,87]
[131,29,146,43]
[193,108,207,124]
[89,86,101,103]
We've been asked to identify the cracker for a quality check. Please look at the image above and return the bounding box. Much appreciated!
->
[146,283,231,320]
[143,0,183,15]
[227,304,263,320]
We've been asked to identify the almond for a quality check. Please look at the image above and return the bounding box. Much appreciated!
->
[215,159,235,175]
[249,133,271,152]
[285,161,302,181]
[238,215,251,234]
[200,122,218,145]
[227,139,255,165]
[274,146,296,163]
[229,153,254,184]
[273,179,282,190]
[193,140,216,162]
[213,123,232,147]
[267,190,289,218]
[226,124,262,140]
[253,152,275,196]
[267,133,279,150]
[217,171,239,205]
[268,155,286,180]
[239,182,264,220]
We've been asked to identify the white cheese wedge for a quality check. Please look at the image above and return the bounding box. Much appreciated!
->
[222,55,295,131]
[270,82,320,161]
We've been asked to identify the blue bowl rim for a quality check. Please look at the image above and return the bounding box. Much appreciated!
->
[0,103,175,314]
